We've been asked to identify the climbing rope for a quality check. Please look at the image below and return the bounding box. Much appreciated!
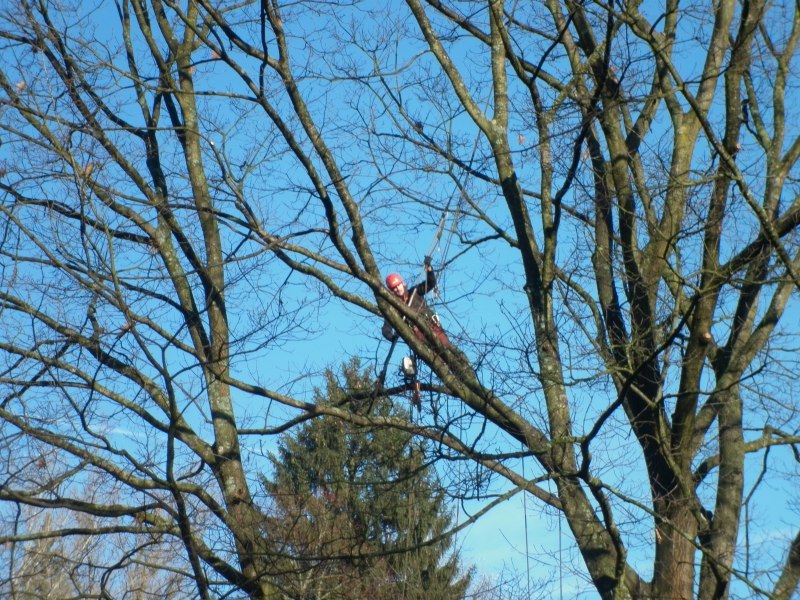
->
[522,448,532,599]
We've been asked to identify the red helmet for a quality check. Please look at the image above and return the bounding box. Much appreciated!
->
[386,273,404,290]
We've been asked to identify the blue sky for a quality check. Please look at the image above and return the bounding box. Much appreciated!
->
[2,1,799,598]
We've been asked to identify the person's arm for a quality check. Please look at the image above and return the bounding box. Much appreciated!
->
[403,257,438,301]
[409,267,436,298]
[416,256,437,296]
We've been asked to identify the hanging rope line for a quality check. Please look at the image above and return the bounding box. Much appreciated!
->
[559,509,564,600]
[416,128,482,287]
[376,336,399,390]
[522,448,532,600]
[438,189,466,276]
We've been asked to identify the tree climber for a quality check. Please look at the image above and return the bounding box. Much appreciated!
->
[381,255,451,348]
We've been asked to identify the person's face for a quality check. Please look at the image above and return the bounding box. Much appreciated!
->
[389,281,406,297]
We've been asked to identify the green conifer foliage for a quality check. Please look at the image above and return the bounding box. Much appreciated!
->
[262,360,471,600]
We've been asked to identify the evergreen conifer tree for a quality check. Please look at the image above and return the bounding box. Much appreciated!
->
[263,360,471,599]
